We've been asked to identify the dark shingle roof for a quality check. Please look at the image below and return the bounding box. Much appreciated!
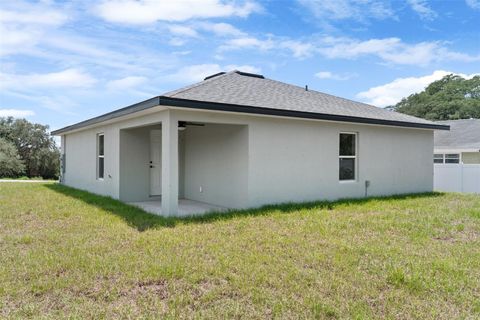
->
[434,119,480,150]
[164,71,438,126]
[52,70,448,135]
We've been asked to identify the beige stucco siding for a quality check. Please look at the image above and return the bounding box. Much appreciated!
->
[462,152,480,164]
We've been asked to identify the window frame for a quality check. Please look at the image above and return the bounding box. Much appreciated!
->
[434,153,444,164]
[445,153,460,164]
[433,153,461,164]
[339,132,358,182]
[61,136,66,175]
[97,133,105,180]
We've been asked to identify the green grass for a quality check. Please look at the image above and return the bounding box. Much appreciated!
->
[0,183,479,319]
[0,176,54,181]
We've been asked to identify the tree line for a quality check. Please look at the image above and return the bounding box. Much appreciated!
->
[390,74,480,120]
[0,117,60,179]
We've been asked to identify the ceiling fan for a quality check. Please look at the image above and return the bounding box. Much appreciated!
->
[178,121,205,130]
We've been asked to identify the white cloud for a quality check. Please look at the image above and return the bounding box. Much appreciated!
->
[280,40,314,59]
[96,0,261,24]
[297,0,395,22]
[1,69,97,90]
[315,71,354,80]
[168,37,187,46]
[317,37,480,66]
[220,36,275,52]
[197,22,245,37]
[0,7,68,25]
[0,1,179,73]
[219,34,479,65]
[0,3,68,56]
[356,70,480,107]
[466,0,480,9]
[224,64,261,74]
[169,63,261,83]
[168,25,199,38]
[172,64,223,82]
[106,76,147,90]
[407,0,438,20]
[0,109,35,118]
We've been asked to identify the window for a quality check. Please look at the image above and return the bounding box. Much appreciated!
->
[433,153,460,164]
[62,154,66,174]
[445,153,460,164]
[61,136,66,175]
[434,153,444,164]
[339,132,357,181]
[97,133,104,179]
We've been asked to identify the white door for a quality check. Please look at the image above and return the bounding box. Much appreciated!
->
[150,130,162,196]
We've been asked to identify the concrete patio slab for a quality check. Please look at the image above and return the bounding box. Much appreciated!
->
[128,198,228,217]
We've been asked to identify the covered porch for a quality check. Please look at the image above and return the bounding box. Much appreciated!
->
[118,111,248,216]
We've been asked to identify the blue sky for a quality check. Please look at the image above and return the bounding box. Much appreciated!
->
[1,0,479,131]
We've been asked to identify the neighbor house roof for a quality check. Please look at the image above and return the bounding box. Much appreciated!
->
[434,119,480,151]
[52,70,448,135]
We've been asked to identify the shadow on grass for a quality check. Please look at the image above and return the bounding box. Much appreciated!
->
[45,183,445,232]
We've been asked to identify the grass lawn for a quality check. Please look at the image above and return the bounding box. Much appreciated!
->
[1,183,479,319]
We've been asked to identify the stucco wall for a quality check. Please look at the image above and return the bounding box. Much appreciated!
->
[462,152,480,164]
[62,124,120,198]
[246,117,433,207]
[62,108,168,200]
[183,123,248,208]
[119,126,152,202]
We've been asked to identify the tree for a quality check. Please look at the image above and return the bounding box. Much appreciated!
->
[0,117,60,179]
[0,137,25,178]
[391,74,480,121]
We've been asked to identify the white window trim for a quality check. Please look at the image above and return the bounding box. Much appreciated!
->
[434,153,461,164]
[97,133,104,180]
[434,153,444,164]
[445,153,461,164]
[339,132,358,182]
[61,135,66,175]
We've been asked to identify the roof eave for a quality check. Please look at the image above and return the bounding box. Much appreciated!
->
[51,97,161,135]
[159,96,450,131]
[51,95,449,135]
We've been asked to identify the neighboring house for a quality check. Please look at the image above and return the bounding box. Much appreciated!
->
[434,119,480,164]
[52,70,448,216]
[433,119,480,193]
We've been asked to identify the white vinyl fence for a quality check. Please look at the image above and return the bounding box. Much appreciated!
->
[434,164,480,193]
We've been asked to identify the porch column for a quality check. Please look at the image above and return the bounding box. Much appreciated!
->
[161,112,179,216]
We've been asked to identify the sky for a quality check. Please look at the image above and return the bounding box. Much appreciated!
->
[0,0,479,131]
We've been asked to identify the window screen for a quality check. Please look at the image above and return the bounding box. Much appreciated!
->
[339,133,357,181]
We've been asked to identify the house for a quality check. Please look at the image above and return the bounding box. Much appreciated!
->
[433,119,480,193]
[434,119,480,164]
[52,70,449,216]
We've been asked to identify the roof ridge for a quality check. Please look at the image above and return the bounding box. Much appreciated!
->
[164,71,235,98]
